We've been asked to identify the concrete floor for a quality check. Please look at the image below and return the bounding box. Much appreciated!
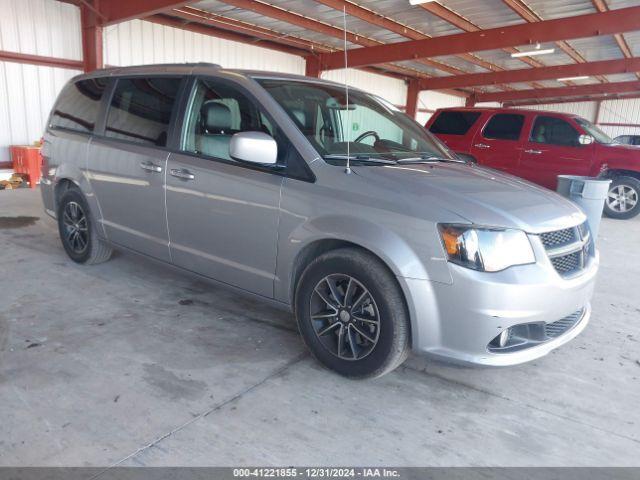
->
[0,187,639,467]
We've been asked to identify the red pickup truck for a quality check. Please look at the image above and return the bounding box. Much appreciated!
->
[426,107,640,219]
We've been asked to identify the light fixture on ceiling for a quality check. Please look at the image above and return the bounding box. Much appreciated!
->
[511,43,555,58]
[557,76,590,82]
[409,0,436,5]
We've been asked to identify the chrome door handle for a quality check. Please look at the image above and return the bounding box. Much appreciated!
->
[140,161,162,173]
[524,149,542,155]
[474,143,491,149]
[170,168,195,180]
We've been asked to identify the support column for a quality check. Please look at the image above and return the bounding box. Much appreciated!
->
[405,79,420,120]
[305,56,321,78]
[465,95,476,108]
[81,2,104,72]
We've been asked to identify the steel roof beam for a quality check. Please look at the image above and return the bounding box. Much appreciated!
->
[316,6,640,70]
[216,0,470,77]
[475,80,640,104]
[417,0,545,75]
[418,57,640,90]
[314,0,506,74]
[171,6,334,53]
[99,0,195,25]
[501,0,594,69]
[504,93,640,107]
[146,14,309,56]
[591,0,639,80]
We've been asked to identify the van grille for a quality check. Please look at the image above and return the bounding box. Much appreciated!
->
[539,222,591,278]
[540,227,577,248]
[545,309,585,338]
[551,251,581,275]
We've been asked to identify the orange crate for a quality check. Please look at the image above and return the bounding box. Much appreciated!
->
[10,145,42,189]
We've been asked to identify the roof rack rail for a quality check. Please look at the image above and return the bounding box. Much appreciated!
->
[96,62,223,71]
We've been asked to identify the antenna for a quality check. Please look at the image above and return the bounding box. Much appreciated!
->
[342,6,351,174]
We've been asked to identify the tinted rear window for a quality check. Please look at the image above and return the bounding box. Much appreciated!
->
[483,113,525,141]
[105,77,182,147]
[50,78,108,132]
[429,111,481,135]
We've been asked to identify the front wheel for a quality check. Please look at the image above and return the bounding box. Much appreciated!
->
[603,176,640,219]
[294,248,410,379]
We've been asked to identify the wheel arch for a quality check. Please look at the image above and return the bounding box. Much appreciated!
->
[289,239,391,305]
[281,215,432,303]
[288,238,414,347]
[601,168,640,182]
[53,166,106,238]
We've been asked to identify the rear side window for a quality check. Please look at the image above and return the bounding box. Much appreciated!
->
[530,116,579,147]
[105,77,182,147]
[483,114,525,141]
[50,78,108,132]
[429,111,481,135]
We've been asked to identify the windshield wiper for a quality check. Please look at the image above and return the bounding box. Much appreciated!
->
[323,154,397,164]
[396,155,463,164]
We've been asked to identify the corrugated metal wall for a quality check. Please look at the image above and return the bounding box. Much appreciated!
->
[321,69,407,107]
[415,91,465,125]
[518,101,598,122]
[0,0,82,162]
[516,99,640,140]
[0,1,414,163]
[103,19,306,74]
[4,0,640,164]
[598,98,640,139]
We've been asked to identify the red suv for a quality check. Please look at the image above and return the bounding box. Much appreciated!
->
[426,107,640,219]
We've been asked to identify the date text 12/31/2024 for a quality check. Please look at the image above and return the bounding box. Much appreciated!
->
[233,468,400,478]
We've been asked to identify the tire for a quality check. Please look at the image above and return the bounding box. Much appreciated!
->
[294,248,410,379]
[57,187,113,264]
[603,176,640,220]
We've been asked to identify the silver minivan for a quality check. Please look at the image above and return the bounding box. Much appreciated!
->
[41,64,598,378]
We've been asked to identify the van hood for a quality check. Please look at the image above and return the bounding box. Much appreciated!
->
[352,162,585,233]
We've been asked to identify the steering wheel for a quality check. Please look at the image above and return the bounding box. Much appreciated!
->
[354,130,380,143]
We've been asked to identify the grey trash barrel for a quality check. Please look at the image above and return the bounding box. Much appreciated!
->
[557,175,611,240]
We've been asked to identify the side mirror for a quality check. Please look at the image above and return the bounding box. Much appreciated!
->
[578,134,594,145]
[229,131,278,165]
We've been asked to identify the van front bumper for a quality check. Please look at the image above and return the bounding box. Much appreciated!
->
[401,250,598,366]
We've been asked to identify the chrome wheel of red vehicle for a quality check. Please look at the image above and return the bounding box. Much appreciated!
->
[604,176,640,220]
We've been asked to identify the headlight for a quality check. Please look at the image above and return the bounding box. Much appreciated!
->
[438,224,535,272]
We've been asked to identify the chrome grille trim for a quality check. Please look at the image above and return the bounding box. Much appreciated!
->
[539,222,591,278]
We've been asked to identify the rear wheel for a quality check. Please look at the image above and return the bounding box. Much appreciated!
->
[294,248,410,379]
[604,176,640,219]
[57,187,113,264]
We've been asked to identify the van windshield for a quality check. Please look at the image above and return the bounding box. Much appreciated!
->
[255,78,455,164]
[575,117,612,144]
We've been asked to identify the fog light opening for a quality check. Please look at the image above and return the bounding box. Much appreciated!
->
[498,329,510,347]
[489,328,512,350]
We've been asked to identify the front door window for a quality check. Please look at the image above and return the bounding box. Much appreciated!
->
[530,116,580,147]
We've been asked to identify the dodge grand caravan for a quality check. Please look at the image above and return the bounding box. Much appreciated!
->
[426,107,640,219]
[41,64,598,378]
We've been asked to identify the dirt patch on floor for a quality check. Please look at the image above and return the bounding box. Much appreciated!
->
[0,216,39,229]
